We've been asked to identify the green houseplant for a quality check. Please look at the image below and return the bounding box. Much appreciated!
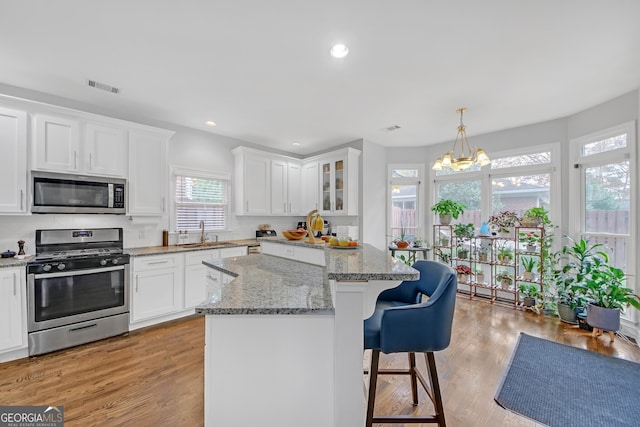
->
[496,271,513,289]
[453,223,475,259]
[521,257,537,281]
[521,207,551,227]
[431,199,466,225]
[496,245,513,264]
[489,210,520,235]
[519,283,541,307]
[557,236,640,332]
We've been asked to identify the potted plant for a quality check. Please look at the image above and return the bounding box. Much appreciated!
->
[437,248,452,264]
[475,267,485,284]
[519,283,541,307]
[496,271,513,289]
[477,245,489,262]
[431,199,466,225]
[453,223,474,259]
[518,231,540,252]
[489,210,520,237]
[453,223,475,239]
[521,207,551,227]
[551,245,585,324]
[390,222,411,248]
[576,263,640,338]
[521,257,537,281]
[456,264,472,284]
[496,245,513,264]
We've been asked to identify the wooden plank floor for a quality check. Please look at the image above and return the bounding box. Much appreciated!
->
[1,297,639,426]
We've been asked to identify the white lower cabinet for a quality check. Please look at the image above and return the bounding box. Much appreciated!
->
[260,241,325,266]
[131,247,248,328]
[131,254,184,323]
[185,249,220,309]
[0,268,27,360]
[184,247,247,309]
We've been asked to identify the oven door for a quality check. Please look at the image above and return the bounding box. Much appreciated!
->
[28,265,130,332]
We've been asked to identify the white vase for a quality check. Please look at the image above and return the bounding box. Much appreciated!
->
[458,274,468,284]
[523,271,534,281]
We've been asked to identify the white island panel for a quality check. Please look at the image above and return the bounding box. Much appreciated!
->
[205,314,334,427]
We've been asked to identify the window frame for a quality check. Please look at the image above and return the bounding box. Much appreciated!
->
[170,166,232,232]
[568,121,636,326]
[430,143,561,241]
[387,163,424,246]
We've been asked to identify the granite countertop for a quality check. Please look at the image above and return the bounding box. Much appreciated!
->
[197,254,333,315]
[126,238,259,257]
[0,255,33,269]
[196,243,418,315]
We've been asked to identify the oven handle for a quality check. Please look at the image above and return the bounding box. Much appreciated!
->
[33,265,125,279]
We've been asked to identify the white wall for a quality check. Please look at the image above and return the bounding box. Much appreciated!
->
[360,139,387,250]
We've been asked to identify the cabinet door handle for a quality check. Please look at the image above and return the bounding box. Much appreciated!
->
[289,202,291,213]
[74,151,77,169]
[246,201,249,212]
[147,260,170,265]
[284,202,286,213]
[162,197,165,212]
[13,272,17,296]
[135,276,139,292]
[20,189,24,210]
[89,153,93,170]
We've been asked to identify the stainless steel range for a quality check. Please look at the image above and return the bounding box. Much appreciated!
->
[27,228,130,356]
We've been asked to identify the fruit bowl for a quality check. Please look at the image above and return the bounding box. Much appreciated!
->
[282,230,307,240]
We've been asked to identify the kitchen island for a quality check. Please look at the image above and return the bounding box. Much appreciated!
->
[197,241,418,427]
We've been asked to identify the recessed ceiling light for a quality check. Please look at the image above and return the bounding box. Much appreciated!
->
[330,44,349,59]
[292,142,301,147]
[205,121,217,127]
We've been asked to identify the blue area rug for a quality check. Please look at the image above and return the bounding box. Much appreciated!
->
[495,333,640,427]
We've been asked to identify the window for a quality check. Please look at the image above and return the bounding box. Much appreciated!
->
[570,122,635,275]
[388,165,423,244]
[432,144,560,237]
[173,169,230,231]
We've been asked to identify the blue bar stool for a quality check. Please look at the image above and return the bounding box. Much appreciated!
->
[364,260,457,426]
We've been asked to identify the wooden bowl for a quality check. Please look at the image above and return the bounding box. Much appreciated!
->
[282,230,307,240]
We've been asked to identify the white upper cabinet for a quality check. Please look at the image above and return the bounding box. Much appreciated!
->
[271,159,288,215]
[84,123,128,177]
[233,147,271,215]
[301,161,319,213]
[271,159,303,215]
[34,114,128,177]
[128,129,172,216]
[318,147,360,216]
[0,106,28,213]
[33,114,80,172]
[234,146,359,216]
[287,162,302,215]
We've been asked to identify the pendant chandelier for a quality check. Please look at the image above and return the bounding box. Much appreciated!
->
[432,108,490,171]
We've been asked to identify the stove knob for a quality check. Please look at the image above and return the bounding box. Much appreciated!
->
[43,264,52,272]
[100,259,108,266]
[112,258,119,265]
[57,263,66,271]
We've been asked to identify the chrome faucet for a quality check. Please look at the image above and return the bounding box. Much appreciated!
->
[200,220,207,244]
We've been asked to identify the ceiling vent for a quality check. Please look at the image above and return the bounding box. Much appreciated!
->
[384,125,401,132]
[87,79,120,94]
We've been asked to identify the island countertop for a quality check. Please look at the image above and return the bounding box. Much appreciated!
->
[196,243,418,315]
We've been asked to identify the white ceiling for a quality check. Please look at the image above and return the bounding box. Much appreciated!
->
[1,0,639,155]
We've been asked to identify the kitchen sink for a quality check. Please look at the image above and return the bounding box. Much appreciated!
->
[179,242,234,248]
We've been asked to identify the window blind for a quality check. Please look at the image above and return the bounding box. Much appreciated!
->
[175,174,229,230]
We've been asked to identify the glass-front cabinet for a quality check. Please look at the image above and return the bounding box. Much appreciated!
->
[318,148,360,216]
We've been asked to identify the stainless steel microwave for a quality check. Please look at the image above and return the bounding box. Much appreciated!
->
[32,171,126,214]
